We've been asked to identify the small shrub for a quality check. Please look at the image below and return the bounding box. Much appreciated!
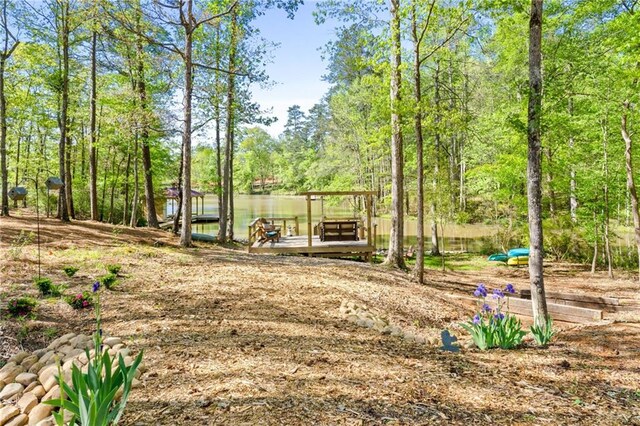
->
[65,292,94,310]
[461,283,526,350]
[63,266,79,277]
[7,297,37,318]
[106,264,122,275]
[530,315,555,346]
[99,273,119,290]
[34,277,63,297]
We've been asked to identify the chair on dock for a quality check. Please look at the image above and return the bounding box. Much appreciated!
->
[255,220,281,243]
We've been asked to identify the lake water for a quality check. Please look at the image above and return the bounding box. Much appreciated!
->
[168,194,497,252]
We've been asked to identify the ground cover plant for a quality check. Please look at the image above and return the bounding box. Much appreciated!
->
[63,266,80,277]
[99,273,119,290]
[7,296,37,318]
[34,277,63,297]
[65,291,94,310]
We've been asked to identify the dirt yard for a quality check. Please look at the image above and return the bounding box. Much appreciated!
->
[1,212,639,425]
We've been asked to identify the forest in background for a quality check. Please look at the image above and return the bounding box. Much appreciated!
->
[1,0,639,270]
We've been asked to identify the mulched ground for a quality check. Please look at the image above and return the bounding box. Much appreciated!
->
[1,212,639,425]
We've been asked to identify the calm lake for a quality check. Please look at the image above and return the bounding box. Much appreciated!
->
[167,194,497,252]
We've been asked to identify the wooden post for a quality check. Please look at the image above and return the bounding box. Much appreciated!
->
[307,195,312,247]
[248,225,252,251]
[201,196,204,215]
[295,216,299,235]
[366,194,372,246]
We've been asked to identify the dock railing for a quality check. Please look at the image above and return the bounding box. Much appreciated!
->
[248,216,300,248]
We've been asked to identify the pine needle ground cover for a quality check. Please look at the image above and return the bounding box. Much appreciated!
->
[1,213,638,425]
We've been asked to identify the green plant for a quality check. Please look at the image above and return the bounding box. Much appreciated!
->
[44,327,59,339]
[65,292,94,310]
[46,281,143,425]
[105,264,121,275]
[63,266,80,277]
[9,231,34,260]
[461,284,526,350]
[530,315,556,346]
[34,277,63,297]
[7,297,37,318]
[99,273,119,290]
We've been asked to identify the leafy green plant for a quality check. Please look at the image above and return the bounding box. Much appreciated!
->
[99,273,119,290]
[461,284,526,350]
[65,292,94,310]
[63,266,80,277]
[105,264,121,275]
[530,315,555,346]
[46,281,143,425]
[34,277,63,297]
[9,231,34,260]
[7,297,37,318]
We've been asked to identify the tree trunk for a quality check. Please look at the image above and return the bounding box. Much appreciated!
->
[568,97,577,222]
[123,148,131,225]
[89,29,99,220]
[383,0,405,269]
[411,1,424,283]
[0,0,17,216]
[431,60,441,256]
[135,7,159,228]
[622,100,640,280]
[591,212,598,274]
[179,2,194,247]
[220,10,238,243]
[527,0,548,328]
[214,26,223,227]
[57,0,70,222]
[130,133,139,227]
[602,118,613,278]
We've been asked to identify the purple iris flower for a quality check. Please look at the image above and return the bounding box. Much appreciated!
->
[92,281,100,293]
[482,303,492,313]
[505,283,516,294]
[492,289,505,299]
[473,314,481,324]
[494,312,505,321]
[474,283,488,298]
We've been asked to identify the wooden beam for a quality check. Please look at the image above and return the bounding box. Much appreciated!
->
[306,194,312,247]
[451,295,603,324]
[519,290,619,307]
[301,190,377,196]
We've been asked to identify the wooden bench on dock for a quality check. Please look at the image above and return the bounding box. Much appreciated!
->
[319,220,358,242]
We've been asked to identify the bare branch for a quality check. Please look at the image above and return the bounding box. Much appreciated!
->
[194,1,238,29]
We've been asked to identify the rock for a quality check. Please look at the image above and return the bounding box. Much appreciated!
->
[346,315,359,324]
[33,416,55,426]
[403,332,416,342]
[103,337,122,347]
[117,348,130,358]
[62,349,84,363]
[23,382,38,393]
[0,406,20,425]
[0,380,4,392]
[37,366,57,389]
[45,338,62,351]
[19,356,38,372]
[414,335,426,344]
[27,362,43,375]
[5,413,28,426]
[62,358,82,373]
[14,373,37,387]
[68,334,88,348]
[8,352,30,365]
[26,404,52,425]
[0,383,24,401]
[56,345,74,356]
[0,363,16,374]
[17,392,38,414]
[123,356,134,368]
[112,343,124,351]
[29,386,45,399]
[32,349,47,359]
[41,385,60,402]
[38,352,55,366]
[390,326,404,337]
[0,365,24,383]
[59,333,76,343]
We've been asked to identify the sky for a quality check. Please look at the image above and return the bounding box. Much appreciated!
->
[251,1,334,138]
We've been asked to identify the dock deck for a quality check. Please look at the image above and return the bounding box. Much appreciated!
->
[249,235,375,258]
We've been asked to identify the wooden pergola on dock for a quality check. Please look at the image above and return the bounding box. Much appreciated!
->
[248,190,377,261]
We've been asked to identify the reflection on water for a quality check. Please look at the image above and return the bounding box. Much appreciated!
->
[178,194,497,252]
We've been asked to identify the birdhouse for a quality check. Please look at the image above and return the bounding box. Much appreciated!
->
[45,177,64,190]
[8,186,27,201]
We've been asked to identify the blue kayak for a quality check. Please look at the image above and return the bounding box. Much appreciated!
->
[507,247,530,258]
[488,253,508,262]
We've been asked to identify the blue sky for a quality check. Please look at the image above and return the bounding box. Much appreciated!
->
[251,1,334,137]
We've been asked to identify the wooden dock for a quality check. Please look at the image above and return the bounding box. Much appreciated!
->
[249,235,375,259]
[159,214,219,229]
